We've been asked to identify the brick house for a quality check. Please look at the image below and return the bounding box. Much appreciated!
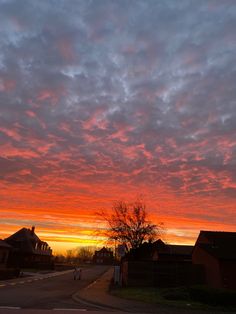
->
[124,239,193,262]
[154,240,193,262]
[93,247,114,264]
[192,230,236,290]
[5,226,53,269]
[120,240,203,287]
[0,240,11,269]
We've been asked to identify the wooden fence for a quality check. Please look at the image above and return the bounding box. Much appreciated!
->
[121,260,205,287]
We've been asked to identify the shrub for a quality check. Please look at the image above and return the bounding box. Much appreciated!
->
[189,286,236,306]
[0,268,20,279]
[161,287,189,301]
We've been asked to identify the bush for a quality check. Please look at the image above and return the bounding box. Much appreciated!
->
[161,287,189,301]
[0,268,20,279]
[189,286,236,307]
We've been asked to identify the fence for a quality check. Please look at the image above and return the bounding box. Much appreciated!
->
[121,260,205,287]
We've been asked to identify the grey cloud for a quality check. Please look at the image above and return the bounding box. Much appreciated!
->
[0,0,236,199]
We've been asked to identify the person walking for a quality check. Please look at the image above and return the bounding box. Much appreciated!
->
[79,267,82,280]
[73,266,82,280]
[73,267,78,280]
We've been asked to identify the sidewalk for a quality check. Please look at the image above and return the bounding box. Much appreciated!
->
[72,268,185,313]
[73,267,157,313]
[73,268,234,314]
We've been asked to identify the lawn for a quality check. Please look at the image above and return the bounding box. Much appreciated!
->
[111,285,236,312]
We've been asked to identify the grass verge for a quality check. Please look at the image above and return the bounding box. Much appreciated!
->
[111,286,236,312]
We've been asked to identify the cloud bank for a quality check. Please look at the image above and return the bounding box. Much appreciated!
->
[0,0,236,250]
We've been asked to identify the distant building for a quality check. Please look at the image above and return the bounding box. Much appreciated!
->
[120,240,202,287]
[5,226,53,269]
[192,230,236,290]
[155,240,193,262]
[125,239,193,262]
[93,247,114,264]
[0,240,11,269]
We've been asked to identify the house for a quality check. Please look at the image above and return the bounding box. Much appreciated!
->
[5,226,53,269]
[124,239,193,262]
[120,240,202,287]
[192,230,236,290]
[123,241,159,261]
[0,239,21,279]
[156,242,193,262]
[93,247,114,264]
[0,240,11,269]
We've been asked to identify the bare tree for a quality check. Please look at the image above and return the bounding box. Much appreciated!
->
[75,246,94,262]
[99,200,162,250]
[65,249,74,263]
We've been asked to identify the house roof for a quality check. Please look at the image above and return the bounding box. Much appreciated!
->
[124,239,193,261]
[198,243,236,260]
[199,230,236,242]
[153,239,166,249]
[163,245,193,256]
[96,247,112,253]
[195,230,236,260]
[5,227,51,255]
[122,242,154,260]
[0,239,11,249]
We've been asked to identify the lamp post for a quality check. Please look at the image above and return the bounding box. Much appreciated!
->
[114,237,117,261]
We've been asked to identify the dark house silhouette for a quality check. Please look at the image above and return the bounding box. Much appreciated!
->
[192,230,236,290]
[155,240,193,262]
[93,247,113,264]
[125,239,193,262]
[5,226,53,269]
[0,240,11,269]
[120,240,202,287]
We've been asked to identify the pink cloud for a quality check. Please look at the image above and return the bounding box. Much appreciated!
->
[26,110,36,118]
[37,87,67,106]
[0,78,16,92]
[0,126,21,141]
[0,142,39,159]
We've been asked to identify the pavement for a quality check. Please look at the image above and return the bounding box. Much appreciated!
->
[73,267,159,313]
[73,268,175,313]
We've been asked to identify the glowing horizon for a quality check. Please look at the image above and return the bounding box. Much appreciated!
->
[0,1,236,254]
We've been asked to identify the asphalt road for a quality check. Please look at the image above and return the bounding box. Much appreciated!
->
[0,265,109,311]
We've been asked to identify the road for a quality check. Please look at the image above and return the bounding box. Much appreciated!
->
[0,266,230,314]
[0,265,109,311]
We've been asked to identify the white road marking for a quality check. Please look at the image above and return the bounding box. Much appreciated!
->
[0,306,21,309]
[0,269,74,288]
[53,309,86,311]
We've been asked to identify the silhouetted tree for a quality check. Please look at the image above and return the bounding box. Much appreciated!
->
[65,249,74,263]
[75,246,94,262]
[100,200,162,250]
[54,254,66,263]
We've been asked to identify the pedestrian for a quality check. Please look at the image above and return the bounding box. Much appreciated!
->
[73,267,82,280]
[73,267,78,280]
[79,268,82,280]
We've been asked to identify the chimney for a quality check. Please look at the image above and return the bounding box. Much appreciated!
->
[31,226,35,234]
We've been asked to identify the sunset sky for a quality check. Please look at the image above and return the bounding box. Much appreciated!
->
[0,0,236,254]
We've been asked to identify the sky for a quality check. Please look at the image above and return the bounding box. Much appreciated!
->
[0,0,236,254]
